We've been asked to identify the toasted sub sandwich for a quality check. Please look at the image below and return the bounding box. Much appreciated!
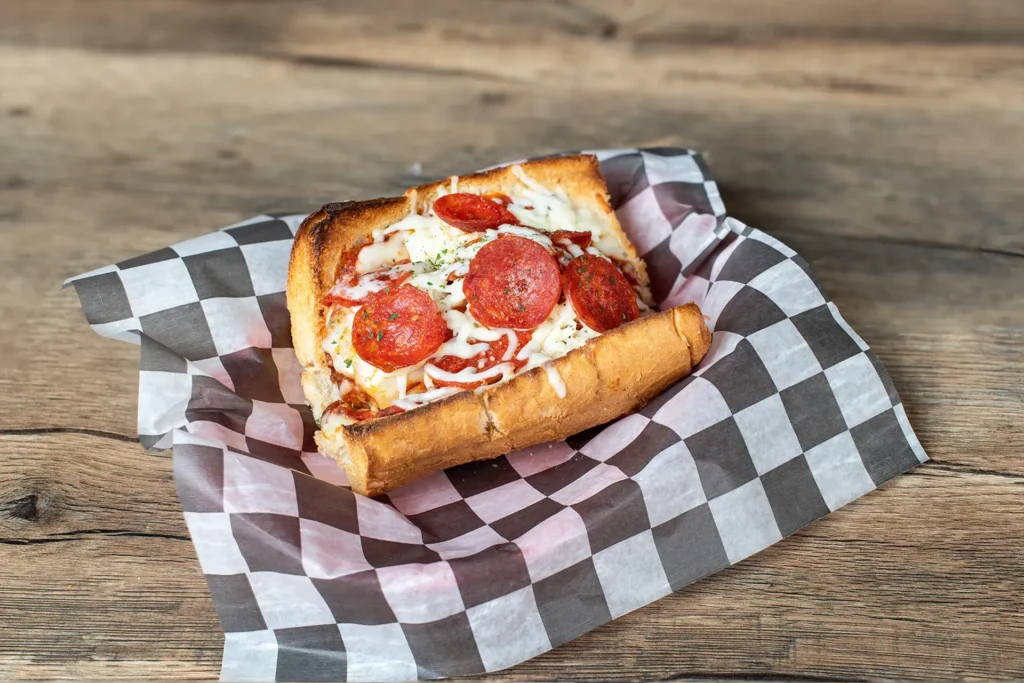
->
[287,155,711,496]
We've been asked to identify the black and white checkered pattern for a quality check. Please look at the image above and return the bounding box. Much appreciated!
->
[68,149,926,682]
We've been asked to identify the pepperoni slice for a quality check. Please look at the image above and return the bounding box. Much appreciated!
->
[550,230,592,250]
[352,284,450,372]
[430,331,532,389]
[564,254,641,333]
[433,193,519,233]
[464,235,562,330]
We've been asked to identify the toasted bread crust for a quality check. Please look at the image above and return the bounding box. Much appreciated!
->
[289,155,709,496]
[313,303,709,496]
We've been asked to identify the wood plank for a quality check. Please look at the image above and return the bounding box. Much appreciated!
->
[2,433,1021,679]
[5,1,1024,109]
[587,0,1024,44]
[0,433,184,538]
[7,0,1024,52]
[2,45,1022,258]
[0,433,221,678]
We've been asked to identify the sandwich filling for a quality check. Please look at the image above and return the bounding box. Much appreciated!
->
[317,166,653,433]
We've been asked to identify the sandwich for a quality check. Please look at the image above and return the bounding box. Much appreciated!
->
[287,154,710,496]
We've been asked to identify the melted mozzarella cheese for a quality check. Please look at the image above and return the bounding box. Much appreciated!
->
[325,262,423,303]
[356,236,409,274]
[372,212,434,242]
[508,164,632,263]
[323,308,357,378]
[494,224,553,249]
[544,363,567,398]
[508,168,583,235]
[353,359,422,408]
[516,302,600,370]
[392,386,461,410]
[424,362,515,385]
[403,220,472,265]
[320,409,351,435]
[562,242,586,259]
[500,330,519,361]
[319,166,645,417]
[434,310,510,359]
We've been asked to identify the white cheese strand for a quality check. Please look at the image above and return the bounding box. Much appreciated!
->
[322,308,356,378]
[562,242,586,259]
[424,362,515,385]
[325,262,423,304]
[508,165,633,265]
[511,165,548,194]
[433,310,513,360]
[356,236,409,273]
[392,386,461,410]
[544,363,567,398]
[515,302,597,363]
[435,337,490,360]
[372,213,434,243]
[495,224,554,248]
[501,330,518,361]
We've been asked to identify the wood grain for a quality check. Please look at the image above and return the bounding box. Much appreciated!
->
[2,0,1023,679]
[2,3,1024,254]
[3,434,1022,680]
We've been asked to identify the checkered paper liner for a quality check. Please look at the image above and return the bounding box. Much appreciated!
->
[68,148,926,682]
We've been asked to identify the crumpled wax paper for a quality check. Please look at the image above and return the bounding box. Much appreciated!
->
[69,148,927,682]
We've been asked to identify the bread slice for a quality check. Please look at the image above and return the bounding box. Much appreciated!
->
[287,155,710,496]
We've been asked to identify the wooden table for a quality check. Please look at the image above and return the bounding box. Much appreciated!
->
[2,1,1023,679]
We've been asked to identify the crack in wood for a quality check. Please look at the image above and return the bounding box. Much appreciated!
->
[773,228,1024,262]
[652,672,868,682]
[0,427,138,443]
[1,529,190,545]
[283,53,525,84]
[922,462,1024,481]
